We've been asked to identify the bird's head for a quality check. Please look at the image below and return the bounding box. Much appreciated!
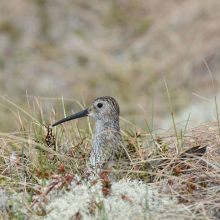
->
[52,96,120,127]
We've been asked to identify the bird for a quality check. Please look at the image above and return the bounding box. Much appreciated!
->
[52,96,207,179]
[52,96,124,177]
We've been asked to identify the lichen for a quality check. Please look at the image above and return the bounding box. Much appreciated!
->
[35,178,178,220]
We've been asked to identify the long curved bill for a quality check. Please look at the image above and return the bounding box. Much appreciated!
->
[52,108,89,127]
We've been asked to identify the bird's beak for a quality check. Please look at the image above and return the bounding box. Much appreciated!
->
[52,108,89,127]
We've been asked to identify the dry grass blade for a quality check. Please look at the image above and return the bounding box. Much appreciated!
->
[203,57,220,137]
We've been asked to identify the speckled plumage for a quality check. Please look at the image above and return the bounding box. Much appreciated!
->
[53,96,124,175]
[88,97,123,171]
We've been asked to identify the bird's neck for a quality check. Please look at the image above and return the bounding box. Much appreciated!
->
[89,118,121,170]
[94,119,120,135]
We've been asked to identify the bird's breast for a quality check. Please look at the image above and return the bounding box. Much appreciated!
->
[89,122,122,169]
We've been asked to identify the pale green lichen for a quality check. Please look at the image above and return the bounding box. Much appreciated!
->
[33,178,179,220]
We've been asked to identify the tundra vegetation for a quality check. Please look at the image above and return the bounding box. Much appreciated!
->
[0,93,220,219]
[0,0,220,219]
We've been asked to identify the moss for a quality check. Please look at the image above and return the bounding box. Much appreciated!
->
[133,20,152,37]
[0,21,21,41]
[103,3,128,27]
[77,55,89,67]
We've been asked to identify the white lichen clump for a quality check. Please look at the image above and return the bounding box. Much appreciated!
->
[34,177,178,220]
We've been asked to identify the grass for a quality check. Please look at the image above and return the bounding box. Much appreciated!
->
[0,93,220,219]
[203,58,220,137]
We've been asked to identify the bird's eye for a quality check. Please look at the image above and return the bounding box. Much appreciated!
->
[97,103,103,108]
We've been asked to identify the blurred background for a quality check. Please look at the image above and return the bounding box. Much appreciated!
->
[0,0,220,132]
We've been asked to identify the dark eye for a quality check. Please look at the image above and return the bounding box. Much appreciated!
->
[97,103,103,108]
